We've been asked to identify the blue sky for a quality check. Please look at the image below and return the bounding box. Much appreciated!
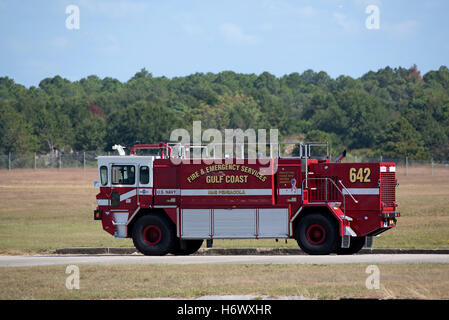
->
[1,0,448,87]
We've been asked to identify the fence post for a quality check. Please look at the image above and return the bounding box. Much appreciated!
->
[405,156,408,176]
[8,152,11,170]
[59,153,62,170]
[431,158,434,176]
[34,152,37,170]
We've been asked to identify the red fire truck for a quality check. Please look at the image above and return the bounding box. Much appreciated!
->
[93,142,399,255]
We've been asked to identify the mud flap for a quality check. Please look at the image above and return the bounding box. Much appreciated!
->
[341,235,350,248]
[207,239,213,248]
[364,236,373,248]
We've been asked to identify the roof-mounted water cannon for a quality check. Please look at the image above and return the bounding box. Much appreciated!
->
[112,144,126,156]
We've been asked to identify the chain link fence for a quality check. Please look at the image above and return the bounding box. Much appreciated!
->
[1,152,448,175]
[0,151,110,170]
[342,154,449,176]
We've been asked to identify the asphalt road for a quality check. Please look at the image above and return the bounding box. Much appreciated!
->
[1,254,449,267]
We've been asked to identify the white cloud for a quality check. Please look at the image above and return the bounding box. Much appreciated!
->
[258,23,274,32]
[172,12,206,37]
[94,34,121,55]
[388,20,418,36]
[262,0,318,18]
[219,23,259,45]
[353,0,383,8]
[77,0,151,19]
[378,19,419,37]
[49,36,69,49]
[333,12,360,33]
[9,38,28,54]
[26,59,53,69]
[181,23,204,36]
[297,5,318,17]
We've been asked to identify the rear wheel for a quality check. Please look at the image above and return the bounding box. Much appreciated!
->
[295,213,339,255]
[336,236,366,255]
[132,214,175,256]
[171,239,204,255]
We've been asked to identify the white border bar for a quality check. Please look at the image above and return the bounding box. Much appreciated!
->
[342,188,379,195]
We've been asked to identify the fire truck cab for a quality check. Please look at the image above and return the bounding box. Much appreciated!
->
[94,142,399,255]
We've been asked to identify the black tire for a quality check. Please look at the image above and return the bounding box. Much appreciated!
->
[132,214,175,256]
[336,236,366,255]
[171,239,204,255]
[295,213,339,255]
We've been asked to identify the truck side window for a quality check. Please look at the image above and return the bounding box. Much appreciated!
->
[112,165,135,185]
[140,166,150,185]
[100,166,108,186]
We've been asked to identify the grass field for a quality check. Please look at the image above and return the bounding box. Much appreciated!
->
[0,166,448,300]
[0,166,448,254]
[1,263,448,300]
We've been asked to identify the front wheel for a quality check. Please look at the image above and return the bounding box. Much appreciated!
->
[132,214,175,256]
[295,213,339,255]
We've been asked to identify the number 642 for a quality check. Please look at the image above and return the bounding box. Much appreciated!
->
[349,167,371,183]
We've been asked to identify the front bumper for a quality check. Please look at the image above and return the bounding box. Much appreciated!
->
[379,212,400,218]
[378,211,400,227]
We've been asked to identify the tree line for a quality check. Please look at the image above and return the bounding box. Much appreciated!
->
[1,65,449,160]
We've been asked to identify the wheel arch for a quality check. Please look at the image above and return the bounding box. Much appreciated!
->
[291,206,342,238]
[127,208,176,238]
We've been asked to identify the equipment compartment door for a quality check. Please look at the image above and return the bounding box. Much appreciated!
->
[276,163,301,205]
[181,208,290,239]
[258,208,289,238]
[213,209,256,238]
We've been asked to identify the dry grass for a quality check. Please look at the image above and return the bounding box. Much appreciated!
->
[373,166,449,248]
[0,168,133,254]
[0,263,448,300]
[0,166,448,254]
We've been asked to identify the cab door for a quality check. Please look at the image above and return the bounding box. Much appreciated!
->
[110,164,138,212]
[108,163,138,237]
